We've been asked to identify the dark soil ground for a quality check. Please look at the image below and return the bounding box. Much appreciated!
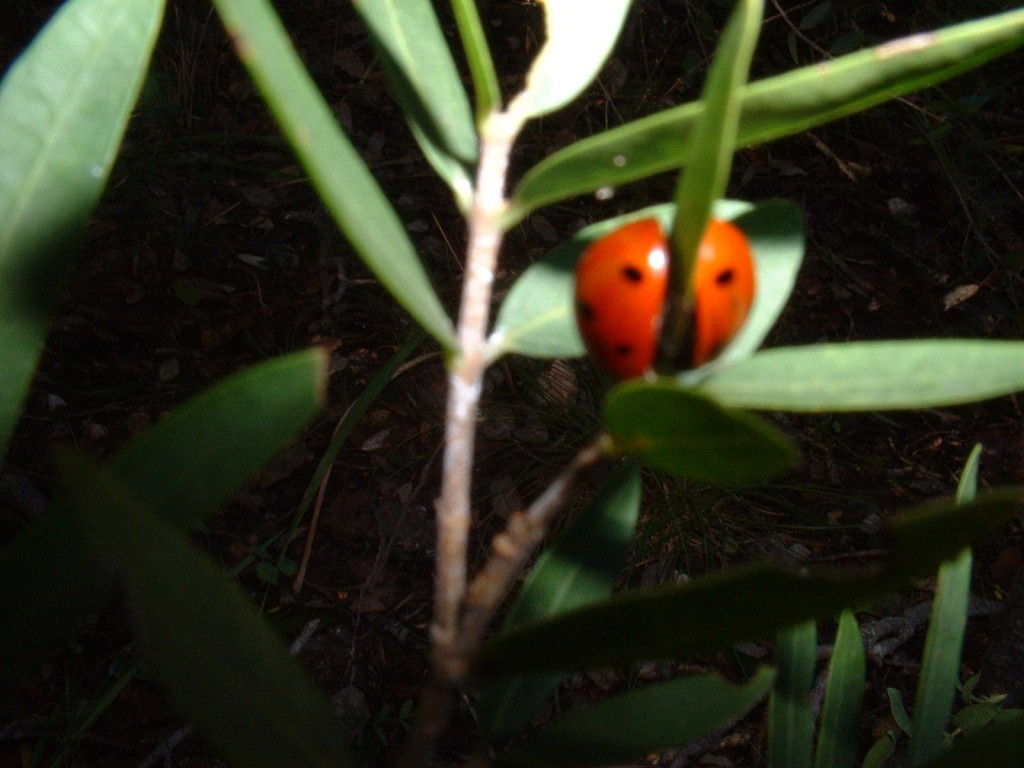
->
[2,0,1023,766]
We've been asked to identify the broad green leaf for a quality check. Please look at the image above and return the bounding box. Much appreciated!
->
[487,199,783,364]
[496,667,775,767]
[210,0,456,350]
[0,350,326,691]
[58,452,352,768]
[448,0,501,120]
[477,466,641,740]
[475,490,1022,677]
[0,0,164,455]
[603,381,798,483]
[815,610,865,768]
[664,0,762,363]
[768,622,816,768]
[697,341,1024,411]
[908,445,983,765]
[506,8,1024,223]
[507,0,632,123]
[354,0,477,208]
[924,711,1024,767]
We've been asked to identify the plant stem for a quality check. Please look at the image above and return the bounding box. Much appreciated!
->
[432,111,518,682]
[401,112,521,768]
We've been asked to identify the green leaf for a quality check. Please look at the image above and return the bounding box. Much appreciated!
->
[0,350,326,691]
[488,199,792,364]
[57,452,353,768]
[698,341,1024,412]
[0,0,164,455]
[889,688,914,734]
[956,444,982,506]
[280,333,425,566]
[768,622,816,768]
[354,0,477,208]
[666,0,762,346]
[475,490,1022,678]
[815,610,865,768]
[950,702,1000,738]
[477,465,641,740]
[495,667,775,767]
[863,731,898,768]
[507,8,1024,222]
[924,711,1024,767]
[507,0,632,123]
[448,0,501,120]
[210,0,456,350]
[603,381,798,484]
[908,445,983,765]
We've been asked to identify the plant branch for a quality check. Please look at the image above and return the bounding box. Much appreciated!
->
[456,439,607,662]
[432,111,519,682]
[401,112,523,768]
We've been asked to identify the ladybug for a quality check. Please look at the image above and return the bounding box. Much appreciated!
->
[691,218,756,368]
[574,217,755,380]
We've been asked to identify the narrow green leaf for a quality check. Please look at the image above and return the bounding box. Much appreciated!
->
[815,610,865,768]
[0,0,164,455]
[603,381,798,484]
[666,0,762,357]
[889,688,914,734]
[908,445,983,765]
[448,0,501,119]
[354,0,477,207]
[477,466,641,740]
[475,490,1022,678]
[488,199,792,365]
[956,445,983,506]
[924,711,1024,767]
[507,8,1024,222]
[210,0,456,350]
[863,732,898,768]
[768,622,816,768]
[496,667,775,767]
[698,341,1024,412]
[0,350,326,691]
[58,452,352,768]
[280,333,424,559]
[507,0,632,122]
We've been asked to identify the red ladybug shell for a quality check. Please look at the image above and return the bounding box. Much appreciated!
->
[575,217,755,380]
[692,219,756,367]
[575,218,668,381]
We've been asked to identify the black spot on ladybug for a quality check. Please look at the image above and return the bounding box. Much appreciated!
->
[621,265,644,283]
[614,344,633,357]
[577,299,595,322]
[715,268,735,286]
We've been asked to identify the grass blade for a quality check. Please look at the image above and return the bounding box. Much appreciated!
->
[816,610,865,768]
[768,622,816,768]
[908,445,983,765]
